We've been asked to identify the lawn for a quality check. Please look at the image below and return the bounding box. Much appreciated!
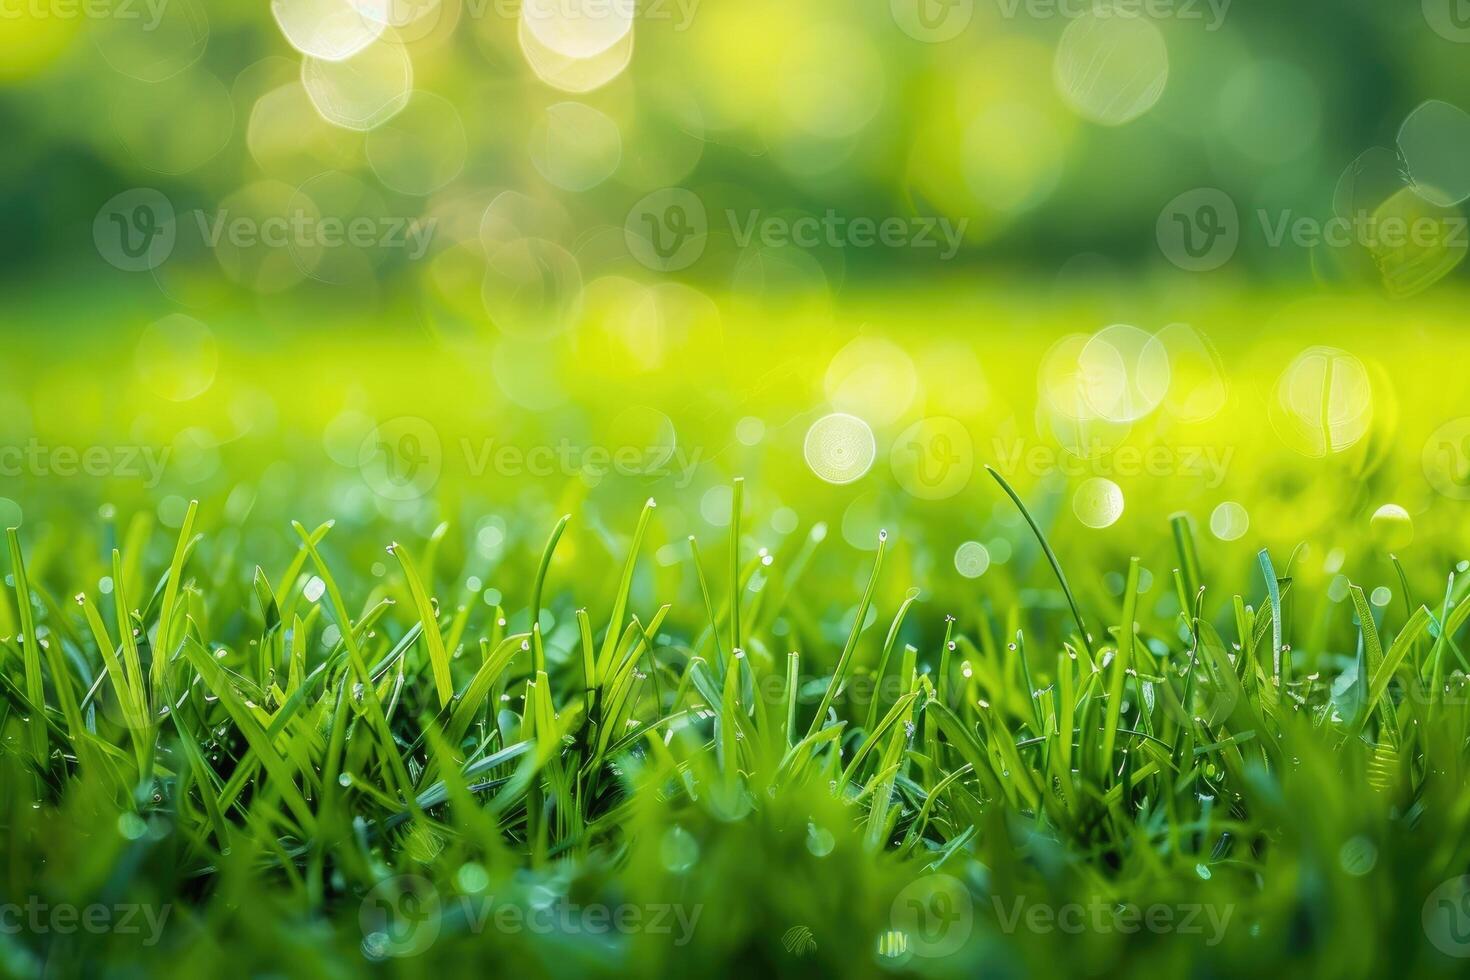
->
[6,0,1470,976]
[2,281,1470,978]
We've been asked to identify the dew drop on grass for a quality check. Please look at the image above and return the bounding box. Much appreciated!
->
[1195,862,1212,880]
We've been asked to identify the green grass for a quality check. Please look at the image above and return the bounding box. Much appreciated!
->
[3,471,1470,979]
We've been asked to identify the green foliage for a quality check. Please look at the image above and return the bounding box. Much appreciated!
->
[2,480,1470,978]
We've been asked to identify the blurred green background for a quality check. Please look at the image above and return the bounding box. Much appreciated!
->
[1,0,1470,631]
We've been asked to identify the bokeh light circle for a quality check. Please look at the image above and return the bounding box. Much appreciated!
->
[530,102,622,191]
[804,413,876,485]
[480,238,584,340]
[954,541,991,579]
[824,337,918,426]
[1054,13,1168,126]
[521,0,633,59]
[1398,100,1470,208]
[273,0,383,61]
[302,36,414,131]
[1073,477,1124,529]
[517,12,633,93]
[1270,346,1375,458]
[1150,323,1227,422]
[136,314,218,402]
[1209,502,1249,541]
[1077,324,1171,422]
[364,91,467,195]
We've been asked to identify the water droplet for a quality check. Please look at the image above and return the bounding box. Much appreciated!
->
[660,825,700,873]
[806,822,836,857]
